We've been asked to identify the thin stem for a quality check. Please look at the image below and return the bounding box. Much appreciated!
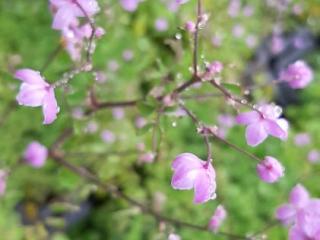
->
[73,0,96,63]
[193,0,202,77]
[210,80,263,117]
[49,129,249,240]
[41,44,63,72]
[211,133,262,162]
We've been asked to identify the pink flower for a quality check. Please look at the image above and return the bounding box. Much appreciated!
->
[270,35,285,55]
[122,49,134,61]
[112,107,125,120]
[277,184,320,239]
[168,233,181,240]
[256,156,284,183]
[236,104,288,146]
[276,184,310,225]
[204,61,223,80]
[0,170,7,197]
[308,150,320,163]
[208,205,227,232]
[50,0,100,30]
[280,61,313,89]
[15,69,59,124]
[176,0,189,5]
[185,21,196,33]
[294,133,311,147]
[155,18,169,32]
[171,153,216,204]
[101,130,116,143]
[138,152,155,164]
[24,142,48,168]
[120,0,140,12]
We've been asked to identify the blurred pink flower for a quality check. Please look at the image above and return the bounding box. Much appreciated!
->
[280,61,313,89]
[135,116,147,129]
[228,0,240,17]
[232,24,244,38]
[24,141,48,168]
[112,107,125,120]
[277,184,309,225]
[185,21,196,33]
[308,150,320,163]
[155,18,169,32]
[270,35,285,55]
[101,130,116,143]
[138,152,155,164]
[294,133,311,147]
[50,0,100,30]
[122,49,134,61]
[15,69,59,125]
[236,104,288,146]
[277,184,320,240]
[171,153,216,204]
[208,205,227,232]
[256,156,284,183]
[168,233,181,240]
[176,0,189,5]
[120,0,140,12]
[0,170,7,197]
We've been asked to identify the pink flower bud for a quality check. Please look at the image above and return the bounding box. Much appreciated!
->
[185,21,196,33]
[256,156,284,183]
[208,205,227,232]
[155,18,169,32]
[24,142,48,168]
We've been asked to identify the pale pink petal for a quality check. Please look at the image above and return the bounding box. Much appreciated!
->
[172,167,199,190]
[289,225,308,240]
[172,153,203,170]
[16,83,47,107]
[246,123,268,146]
[193,171,216,204]
[52,7,76,30]
[42,88,59,124]
[77,0,100,16]
[289,184,309,208]
[276,204,296,225]
[236,111,261,125]
[263,119,287,140]
[15,69,46,85]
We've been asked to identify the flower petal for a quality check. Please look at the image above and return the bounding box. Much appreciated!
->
[289,184,309,208]
[245,123,268,146]
[15,69,46,85]
[193,170,216,204]
[264,119,287,140]
[276,204,296,225]
[52,7,76,30]
[42,88,59,124]
[16,83,47,107]
[236,111,260,125]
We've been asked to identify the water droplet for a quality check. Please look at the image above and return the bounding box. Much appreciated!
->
[241,99,247,104]
[175,33,182,40]
[172,122,177,127]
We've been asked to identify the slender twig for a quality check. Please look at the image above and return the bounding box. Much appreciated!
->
[41,44,63,72]
[49,129,249,240]
[73,0,96,63]
[193,0,203,77]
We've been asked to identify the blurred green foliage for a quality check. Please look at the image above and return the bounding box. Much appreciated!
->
[0,0,319,239]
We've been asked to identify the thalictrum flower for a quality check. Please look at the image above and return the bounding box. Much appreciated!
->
[236,104,288,147]
[280,61,313,89]
[15,69,59,124]
[256,156,284,183]
[208,205,227,232]
[24,142,48,168]
[171,153,216,204]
